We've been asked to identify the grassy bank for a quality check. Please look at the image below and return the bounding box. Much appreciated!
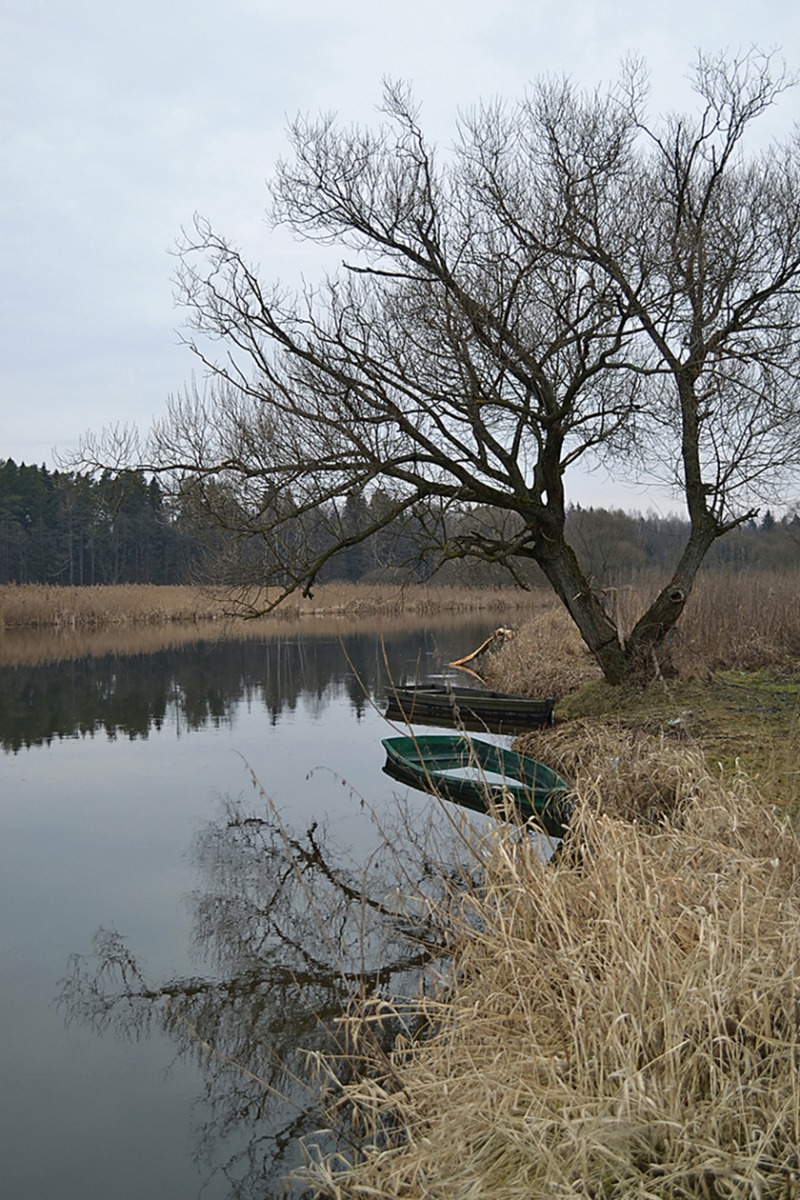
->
[308,773,800,1199]
[480,568,800,699]
[301,573,800,1198]
[306,726,800,1198]
[480,572,800,815]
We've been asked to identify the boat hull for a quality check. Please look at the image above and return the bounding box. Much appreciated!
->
[382,734,570,837]
[384,684,555,732]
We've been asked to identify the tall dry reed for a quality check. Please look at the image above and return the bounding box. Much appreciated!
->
[0,583,226,628]
[482,569,800,695]
[674,569,800,673]
[594,568,800,675]
[303,754,800,1198]
[0,581,544,630]
[480,603,603,698]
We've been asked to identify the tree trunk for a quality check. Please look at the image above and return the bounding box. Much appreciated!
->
[537,518,719,686]
[622,520,718,680]
[535,536,630,685]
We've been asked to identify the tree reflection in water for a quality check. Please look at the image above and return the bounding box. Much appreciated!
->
[58,778,485,1197]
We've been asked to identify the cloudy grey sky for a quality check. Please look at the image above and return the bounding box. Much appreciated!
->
[2,0,798,511]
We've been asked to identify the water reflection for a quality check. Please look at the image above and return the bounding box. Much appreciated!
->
[0,622,491,752]
[3,618,506,1196]
[59,788,477,1196]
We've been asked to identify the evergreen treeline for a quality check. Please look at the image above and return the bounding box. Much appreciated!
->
[2,458,798,587]
[0,459,196,584]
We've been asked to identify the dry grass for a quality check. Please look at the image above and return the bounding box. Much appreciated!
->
[0,581,544,631]
[478,570,800,701]
[515,720,709,827]
[298,572,800,1196]
[550,675,800,818]
[304,759,800,1198]
[480,603,603,699]
[671,570,800,674]
[6,569,798,674]
[0,583,228,628]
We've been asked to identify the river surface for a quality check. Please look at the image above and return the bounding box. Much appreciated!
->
[0,616,515,1198]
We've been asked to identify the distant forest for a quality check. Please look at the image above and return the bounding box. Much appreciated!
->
[1,457,798,588]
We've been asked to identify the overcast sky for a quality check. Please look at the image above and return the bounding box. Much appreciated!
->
[2,0,799,512]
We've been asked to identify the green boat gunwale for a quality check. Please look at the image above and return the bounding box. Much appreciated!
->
[381,733,572,838]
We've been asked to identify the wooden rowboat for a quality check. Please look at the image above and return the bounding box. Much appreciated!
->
[382,733,571,837]
[384,683,555,731]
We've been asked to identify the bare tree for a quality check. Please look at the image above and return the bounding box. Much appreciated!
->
[82,52,800,683]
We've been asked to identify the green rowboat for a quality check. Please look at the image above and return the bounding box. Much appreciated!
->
[382,734,571,837]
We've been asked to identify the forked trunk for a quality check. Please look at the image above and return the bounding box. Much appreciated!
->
[621,521,718,680]
[539,521,718,686]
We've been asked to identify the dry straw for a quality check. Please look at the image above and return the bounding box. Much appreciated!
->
[301,745,800,1198]
[481,604,603,699]
[515,719,709,827]
[0,581,542,631]
[481,569,800,689]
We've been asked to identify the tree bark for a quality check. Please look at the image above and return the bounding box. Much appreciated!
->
[534,534,630,685]
[536,514,721,685]
[622,518,718,679]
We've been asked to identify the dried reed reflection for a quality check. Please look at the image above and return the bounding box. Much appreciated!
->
[0,620,495,751]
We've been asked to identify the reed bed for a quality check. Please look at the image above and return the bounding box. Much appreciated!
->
[0,582,543,631]
[481,569,800,698]
[304,754,800,1198]
[515,719,710,827]
[481,604,603,698]
[0,583,227,629]
[603,568,800,677]
[672,569,800,674]
[5,570,798,674]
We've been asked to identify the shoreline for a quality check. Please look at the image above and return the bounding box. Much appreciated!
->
[0,581,545,631]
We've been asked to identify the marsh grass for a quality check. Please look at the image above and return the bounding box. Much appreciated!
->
[298,571,800,1196]
[481,569,800,700]
[549,677,800,822]
[672,569,800,673]
[0,581,543,631]
[304,760,800,1199]
[515,720,710,827]
[480,602,603,698]
[476,571,800,816]
[0,583,228,628]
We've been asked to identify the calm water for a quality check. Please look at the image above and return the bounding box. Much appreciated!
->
[0,618,505,1198]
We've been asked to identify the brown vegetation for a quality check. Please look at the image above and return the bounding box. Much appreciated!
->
[480,569,800,815]
[0,581,541,632]
[670,569,800,674]
[481,568,800,698]
[0,583,227,629]
[299,569,800,1197]
[306,774,800,1199]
